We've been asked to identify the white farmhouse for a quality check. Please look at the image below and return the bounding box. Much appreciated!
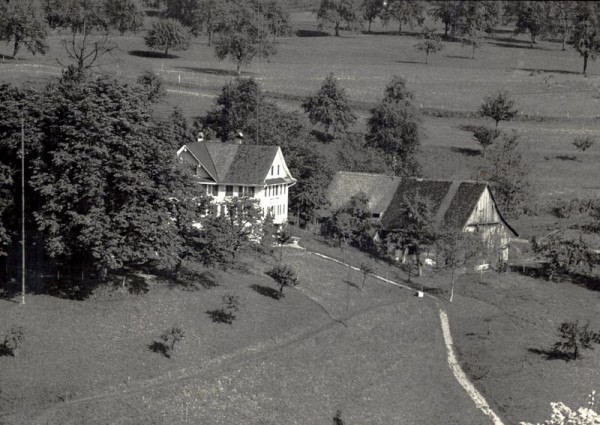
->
[177,138,296,225]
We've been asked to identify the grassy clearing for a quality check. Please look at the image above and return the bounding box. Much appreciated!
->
[0,248,486,425]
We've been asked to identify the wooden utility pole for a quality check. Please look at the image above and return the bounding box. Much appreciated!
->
[21,115,25,305]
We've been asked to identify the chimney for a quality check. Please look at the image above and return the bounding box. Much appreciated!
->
[234,131,244,145]
[197,131,204,143]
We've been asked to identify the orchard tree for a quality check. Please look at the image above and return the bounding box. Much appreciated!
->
[324,192,374,250]
[337,134,392,174]
[317,0,361,37]
[366,99,421,176]
[381,0,425,34]
[479,90,517,128]
[479,132,532,218]
[45,0,109,34]
[383,75,414,103]
[145,19,191,55]
[550,1,575,51]
[361,0,383,33]
[0,0,48,58]
[301,73,357,136]
[266,264,299,297]
[413,27,444,64]
[456,1,498,59]
[428,0,463,37]
[213,28,276,75]
[510,1,551,47]
[104,0,144,35]
[570,2,600,76]
[137,70,166,103]
[532,231,596,280]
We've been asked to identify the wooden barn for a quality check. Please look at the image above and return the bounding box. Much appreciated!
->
[325,171,519,262]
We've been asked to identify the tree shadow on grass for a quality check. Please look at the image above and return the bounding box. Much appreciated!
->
[342,279,360,289]
[206,309,235,324]
[528,347,573,361]
[396,60,423,65]
[510,67,581,75]
[148,341,170,358]
[128,50,178,59]
[449,146,481,157]
[555,154,579,162]
[488,42,540,50]
[446,55,472,60]
[296,29,330,37]
[174,66,252,77]
[250,284,281,300]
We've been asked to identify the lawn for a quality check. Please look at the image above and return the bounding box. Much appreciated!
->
[0,248,487,425]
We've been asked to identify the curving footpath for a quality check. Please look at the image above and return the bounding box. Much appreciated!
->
[310,250,506,425]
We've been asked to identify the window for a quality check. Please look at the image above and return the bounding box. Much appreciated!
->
[213,185,220,196]
[239,186,243,195]
[226,185,233,196]
[275,185,278,196]
[268,186,271,196]
[248,186,255,196]
[277,165,280,175]
[271,166,274,175]
[220,204,226,216]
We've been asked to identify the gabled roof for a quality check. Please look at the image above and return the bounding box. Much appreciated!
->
[183,142,282,185]
[327,171,402,214]
[327,172,518,237]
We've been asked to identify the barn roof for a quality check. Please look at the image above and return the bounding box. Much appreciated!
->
[326,171,402,214]
[183,142,283,185]
[326,172,518,236]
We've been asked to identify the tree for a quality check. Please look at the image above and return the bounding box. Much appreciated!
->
[381,0,424,34]
[213,26,277,75]
[471,125,501,152]
[0,0,48,58]
[570,2,600,76]
[359,262,374,288]
[163,0,200,27]
[30,77,202,276]
[361,0,383,33]
[302,73,357,136]
[104,0,144,35]
[553,321,600,360]
[275,225,292,262]
[44,0,109,34]
[145,18,191,55]
[435,230,486,302]
[388,192,437,277]
[573,135,595,153]
[60,30,117,74]
[266,264,299,297]
[317,0,361,37]
[479,90,517,128]
[455,1,498,59]
[383,75,414,103]
[479,132,532,218]
[137,70,166,103]
[532,230,595,280]
[365,100,421,176]
[549,1,575,51]
[428,0,463,37]
[511,1,551,47]
[337,134,391,174]
[413,27,444,64]
[324,192,374,250]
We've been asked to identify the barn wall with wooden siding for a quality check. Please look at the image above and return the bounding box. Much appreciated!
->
[464,188,511,261]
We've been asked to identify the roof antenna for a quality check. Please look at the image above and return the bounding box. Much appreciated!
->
[197,131,204,142]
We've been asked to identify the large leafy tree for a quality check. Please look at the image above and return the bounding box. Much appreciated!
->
[145,18,191,55]
[104,0,144,35]
[455,1,498,59]
[570,1,600,76]
[45,0,109,33]
[361,0,383,32]
[507,0,551,47]
[549,1,575,51]
[413,27,444,64]
[31,76,201,274]
[302,72,356,136]
[0,0,48,58]
[479,90,517,128]
[381,0,424,34]
[212,2,277,75]
[479,132,532,218]
[317,0,361,37]
[365,76,421,176]
[324,192,374,250]
[428,0,463,37]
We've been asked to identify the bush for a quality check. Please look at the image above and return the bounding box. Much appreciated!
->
[137,70,166,103]
[144,19,190,55]
[573,135,595,152]
[0,327,24,357]
[150,325,185,358]
[472,125,501,150]
[551,198,598,219]
[207,294,240,324]
[266,264,299,297]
